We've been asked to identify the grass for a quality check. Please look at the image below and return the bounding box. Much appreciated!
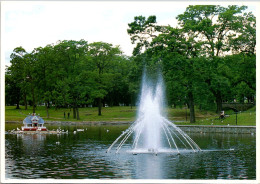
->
[5,106,137,122]
[174,107,256,126]
[5,105,256,126]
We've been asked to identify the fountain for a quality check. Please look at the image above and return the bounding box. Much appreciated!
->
[107,71,201,155]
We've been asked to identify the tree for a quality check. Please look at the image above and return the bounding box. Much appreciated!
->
[126,54,146,108]
[5,70,21,107]
[148,23,208,122]
[229,11,256,55]
[223,54,255,103]
[88,42,122,115]
[53,40,89,119]
[104,55,132,107]
[127,15,162,56]
[7,47,28,109]
[23,52,39,113]
[228,11,256,103]
[127,15,202,122]
[177,5,250,113]
[32,45,56,118]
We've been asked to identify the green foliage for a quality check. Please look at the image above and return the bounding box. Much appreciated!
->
[6,5,255,123]
[126,5,255,122]
[127,15,161,55]
[6,40,131,119]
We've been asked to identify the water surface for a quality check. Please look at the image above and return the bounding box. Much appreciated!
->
[5,123,256,179]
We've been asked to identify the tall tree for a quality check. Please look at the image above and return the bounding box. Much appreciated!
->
[24,52,39,113]
[53,40,89,119]
[104,55,132,106]
[8,47,27,109]
[177,5,249,113]
[127,15,162,56]
[88,42,121,115]
[32,45,56,118]
[127,16,202,122]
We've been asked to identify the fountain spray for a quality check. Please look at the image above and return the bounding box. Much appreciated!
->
[107,70,201,154]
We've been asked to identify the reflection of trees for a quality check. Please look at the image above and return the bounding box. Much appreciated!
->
[5,125,130,179]
[5,134,47,178]
[6,134,47,159]
[108,132,255,179]
[172,133,256,179]
[18,134,46,154]
[5,127,255,179]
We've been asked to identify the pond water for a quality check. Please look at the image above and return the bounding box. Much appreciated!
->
[5,123,256,180]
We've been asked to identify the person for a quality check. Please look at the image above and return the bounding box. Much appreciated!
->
[220,111,225,119]
[68,112,70,119]
[64,112,66,119]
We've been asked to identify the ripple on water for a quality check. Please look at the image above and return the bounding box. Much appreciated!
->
[5,131,256,179]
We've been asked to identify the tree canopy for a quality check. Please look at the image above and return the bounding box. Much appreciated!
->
[6,5,255,122]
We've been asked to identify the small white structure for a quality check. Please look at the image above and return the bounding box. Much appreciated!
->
[22,113,47,131]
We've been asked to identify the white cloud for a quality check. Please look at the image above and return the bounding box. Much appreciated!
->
[2,1,257,65]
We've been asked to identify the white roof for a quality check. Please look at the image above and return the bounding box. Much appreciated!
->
[23,115,44,124]
[31,116,39,121]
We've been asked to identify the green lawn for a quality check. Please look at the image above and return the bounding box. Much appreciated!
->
[5,105,256,126]
[5,106,137,122]
[174,106,256,126]
[175,111,256,126]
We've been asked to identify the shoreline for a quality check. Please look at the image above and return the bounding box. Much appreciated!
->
[5,120,256,127]
[5,120,133,125]
[5,121,256,134]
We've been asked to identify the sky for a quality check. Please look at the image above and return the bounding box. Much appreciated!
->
[1,1,258,66]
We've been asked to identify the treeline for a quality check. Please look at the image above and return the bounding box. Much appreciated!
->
[5,41,136,120]
[5,5,255,122]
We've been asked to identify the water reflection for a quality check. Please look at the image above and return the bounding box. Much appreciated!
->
[5,123,256,179]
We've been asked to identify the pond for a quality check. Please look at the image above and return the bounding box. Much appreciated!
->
[5,123,256,180]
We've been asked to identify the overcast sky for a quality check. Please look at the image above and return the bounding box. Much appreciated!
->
[2,1,257,66]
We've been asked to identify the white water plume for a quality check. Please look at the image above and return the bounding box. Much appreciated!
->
[107,71,201,154]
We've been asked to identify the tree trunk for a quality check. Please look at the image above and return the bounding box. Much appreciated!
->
[216,90,222,113]
[188,91,195,123]
[73,106,76,119]
[16,97,20,109]
[98,97,102,116]
[24,93,27,110]
[32,85,36,113]
[205,79,223,114]
[16,90,20,109]
[45,102,49,118]
[76,107,80,120]
[16,102,20,109]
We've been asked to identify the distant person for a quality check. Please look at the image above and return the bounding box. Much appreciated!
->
[68,112,70,119]
[220,111,225,119]
[64,112,66,119]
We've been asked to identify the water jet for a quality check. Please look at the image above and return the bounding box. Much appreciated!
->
[107,71,201,154]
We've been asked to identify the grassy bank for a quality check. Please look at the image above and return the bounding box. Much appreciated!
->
[5,106,137,122]
[5,105,256,126]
